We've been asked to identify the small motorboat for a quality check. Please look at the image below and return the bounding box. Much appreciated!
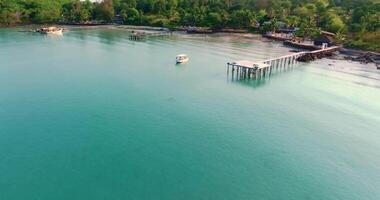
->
[38,27,63,35]
[176,54,189,63]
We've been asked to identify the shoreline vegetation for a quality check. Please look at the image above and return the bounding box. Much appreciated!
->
[19,23,380,66]
[1,0,379,53]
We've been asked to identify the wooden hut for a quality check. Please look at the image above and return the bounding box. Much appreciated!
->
[314,31,336,47]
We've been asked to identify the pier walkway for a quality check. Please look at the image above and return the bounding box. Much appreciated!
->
[129,31,173,40]
[227,46,340,79]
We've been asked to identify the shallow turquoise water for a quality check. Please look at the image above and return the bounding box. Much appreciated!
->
[1,28,380,200]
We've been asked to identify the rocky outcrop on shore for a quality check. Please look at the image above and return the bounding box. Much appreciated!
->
[340,48,380,66]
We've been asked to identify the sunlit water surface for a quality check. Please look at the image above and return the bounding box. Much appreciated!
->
[1,28,380,200]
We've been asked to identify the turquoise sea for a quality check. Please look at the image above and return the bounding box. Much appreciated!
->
[1,28,379,199]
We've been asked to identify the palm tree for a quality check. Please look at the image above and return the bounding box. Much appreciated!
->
[270,17,278,33]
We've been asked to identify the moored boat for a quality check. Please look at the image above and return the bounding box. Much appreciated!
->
[176,54,189,63]
[38,27,63,35]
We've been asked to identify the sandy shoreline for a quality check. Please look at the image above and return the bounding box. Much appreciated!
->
[13,24,380,67]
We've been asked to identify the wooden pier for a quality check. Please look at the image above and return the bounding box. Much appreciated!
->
[227,46,340,79]
[129,31,173,40]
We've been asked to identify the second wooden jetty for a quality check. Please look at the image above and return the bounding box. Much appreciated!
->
[129,31,173,40]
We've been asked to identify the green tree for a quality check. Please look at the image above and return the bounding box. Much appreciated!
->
[285,16,300,28]
[0,0,23,26]
[206,12,222,28]
[33,0,63,23]
[125,7,139,23]
[297,18,321,39]
[95,0,114,22]
[325,13,345,33]
[229,9,256,29]
[270,17,279,33]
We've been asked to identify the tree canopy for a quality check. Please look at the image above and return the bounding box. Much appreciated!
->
[1,0,379,51]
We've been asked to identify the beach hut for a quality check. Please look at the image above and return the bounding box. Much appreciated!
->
[314,31,336,47]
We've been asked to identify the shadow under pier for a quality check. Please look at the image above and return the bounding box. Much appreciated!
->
[226,46,340,85]
[227,53,301,79]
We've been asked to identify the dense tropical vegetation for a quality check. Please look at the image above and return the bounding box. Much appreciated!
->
[1,0,379,51]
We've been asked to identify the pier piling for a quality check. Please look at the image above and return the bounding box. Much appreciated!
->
[227,46,339,80]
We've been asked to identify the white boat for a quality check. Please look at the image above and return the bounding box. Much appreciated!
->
[39,27,63,35]
[176,54,189,63]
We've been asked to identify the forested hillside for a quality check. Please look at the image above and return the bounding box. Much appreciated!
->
[1,0,379,51]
